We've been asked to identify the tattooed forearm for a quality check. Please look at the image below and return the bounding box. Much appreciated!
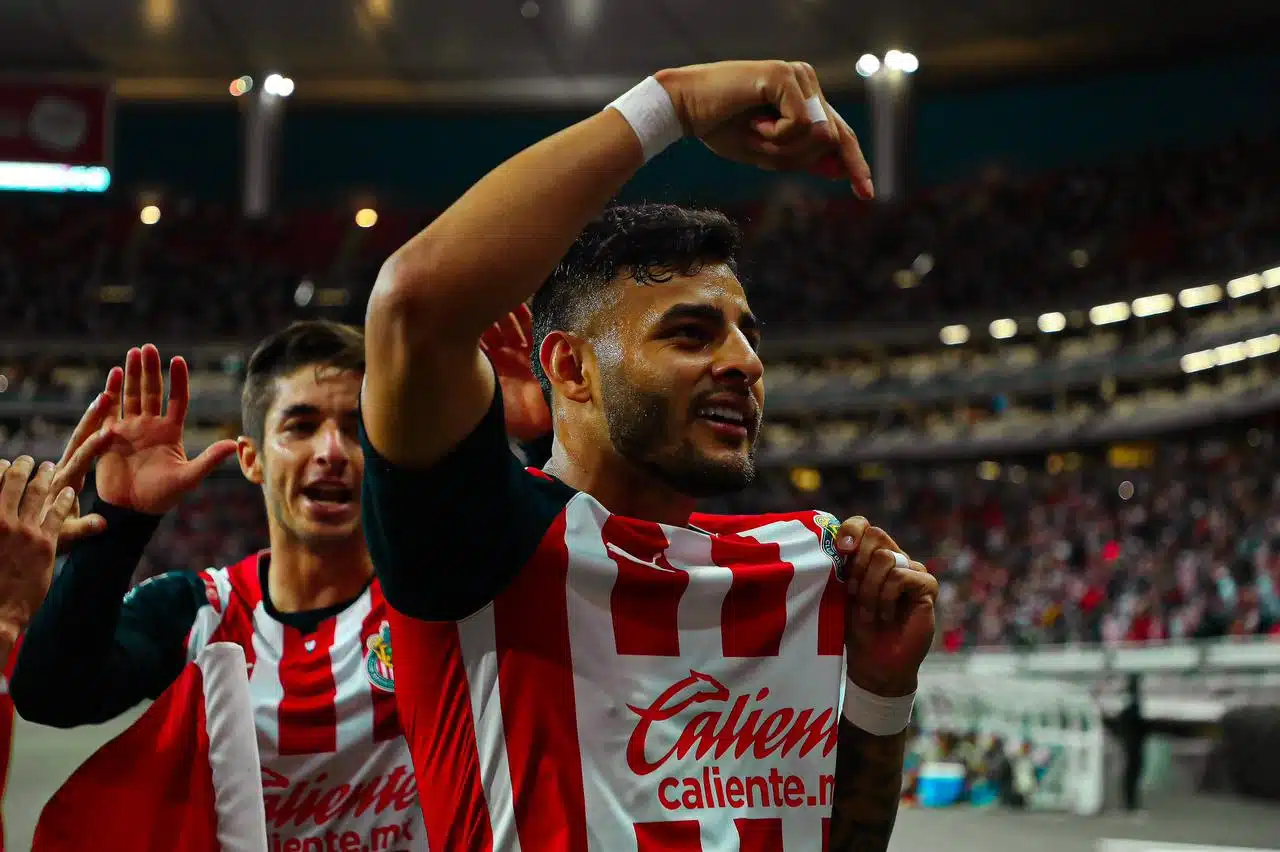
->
[828,717,907,852]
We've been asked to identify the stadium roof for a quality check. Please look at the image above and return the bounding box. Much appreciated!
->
[2,0,1276,105]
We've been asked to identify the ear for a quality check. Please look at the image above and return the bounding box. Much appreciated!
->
[539,331,592,405]
[237,435,264,485]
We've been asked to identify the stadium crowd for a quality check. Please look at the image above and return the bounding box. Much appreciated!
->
[0,133,1276,340]
[5,130,1278,652]
[101,427,1279,650]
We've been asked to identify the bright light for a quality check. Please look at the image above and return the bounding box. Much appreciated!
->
[1214,341,1248,365]
[0,161,111,193]
[882,50,918,73]
[229,75,253,97]
[1181,333,1280,374]
[1178,283,1222,308]
[1037,312,1066,333]
[355,208,378,228]
[1246,333,1280,357]
[1264,267,1280,288]
[1088,301,1130,326]
[1131,293,1174,317]
[856,54,881,77]
[294,279,315,307]
[977,461,1000,481]
[1226,274,1262,298]
[139,205,161,225]
[939,324,969,346]
[989,318,1017,339]
[263,73,295,97]
[1180,350,1215,373]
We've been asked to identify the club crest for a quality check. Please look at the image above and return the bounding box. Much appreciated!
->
[365,620,395,693]
[815,512,847,581]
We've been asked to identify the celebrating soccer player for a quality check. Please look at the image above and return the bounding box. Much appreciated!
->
[12,322,543,850]
[360,60,937,850]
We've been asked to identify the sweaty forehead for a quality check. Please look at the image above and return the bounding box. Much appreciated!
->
[616,263,752,326]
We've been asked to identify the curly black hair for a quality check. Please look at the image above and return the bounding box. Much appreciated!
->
[529,203,742,402]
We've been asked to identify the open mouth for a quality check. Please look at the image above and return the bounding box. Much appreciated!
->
[694,401,755,440]
[301,483,355,508]
[695,405,749,428]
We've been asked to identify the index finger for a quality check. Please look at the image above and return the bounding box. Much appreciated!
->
[51,428,114,498]
[165,355,191,425]
[828,107,873,199]
[58,387,113,470]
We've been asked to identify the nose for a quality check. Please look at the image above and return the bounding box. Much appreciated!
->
[313,422,351,470]
[711,328,764,388]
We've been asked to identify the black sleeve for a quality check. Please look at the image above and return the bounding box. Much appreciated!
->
[10,499,206,728]
[519,433,554,469]
[360,381,574,621]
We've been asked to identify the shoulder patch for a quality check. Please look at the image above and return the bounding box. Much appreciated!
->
[365,620,395,693]
[814,511,847,581]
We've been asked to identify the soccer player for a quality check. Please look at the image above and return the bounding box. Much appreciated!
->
[14,321,546,850]
[360,59,938,850]
[0,401,115,852]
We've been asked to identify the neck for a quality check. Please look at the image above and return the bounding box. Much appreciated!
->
[265,526,374,613]
[544,438,698,526]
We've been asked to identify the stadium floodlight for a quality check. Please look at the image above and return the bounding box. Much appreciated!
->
[1179,350,1215,373]
[883,50,919,74]
[1264,267,1280,288]
[1214,341,1248,365]
[1131,293,1174,317]
[939,324,969,345]
[1088,301,1130,326]
[1177,283,1222,308]
[139,205,161,225]
[989,318,1017,339]
[1246,333,1280,357]
[1226,274,1262,298]
[856,54,881,77]
[1037,311,1066,333]
[263,73,294,98]
[355,208,378,228]
[229,76,253,97]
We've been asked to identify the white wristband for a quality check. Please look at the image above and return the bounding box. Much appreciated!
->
[607,76,683,163]
[842,678,915,736]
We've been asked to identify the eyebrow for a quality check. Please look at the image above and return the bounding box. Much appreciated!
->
[277,404,322,421]
[658,302,762,333]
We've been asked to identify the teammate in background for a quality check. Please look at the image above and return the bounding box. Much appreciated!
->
[361,60,937,850]
[14,321,549,851]
[0,396,118,852]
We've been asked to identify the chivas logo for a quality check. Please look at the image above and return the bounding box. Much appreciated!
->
[815,512,846,580]
[365,620,395,693]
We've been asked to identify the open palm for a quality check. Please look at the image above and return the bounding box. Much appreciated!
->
[480,305,552,442]
[95,345,238,515]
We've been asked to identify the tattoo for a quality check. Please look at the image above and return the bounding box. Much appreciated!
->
[828,718,907,852]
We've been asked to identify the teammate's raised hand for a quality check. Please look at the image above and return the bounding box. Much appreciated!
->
[480,304,552,442]
[94,344,239,515]
[657,60,873,198]
[0,440,111,646]
[835,516,938,696]
[46,384,119,547]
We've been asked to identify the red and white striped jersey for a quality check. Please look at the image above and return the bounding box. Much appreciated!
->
[187,553,425,852]
[389,491,847,852]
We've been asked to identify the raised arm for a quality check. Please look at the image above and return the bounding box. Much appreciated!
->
[12,346,238,724]
[361,60,871,470]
